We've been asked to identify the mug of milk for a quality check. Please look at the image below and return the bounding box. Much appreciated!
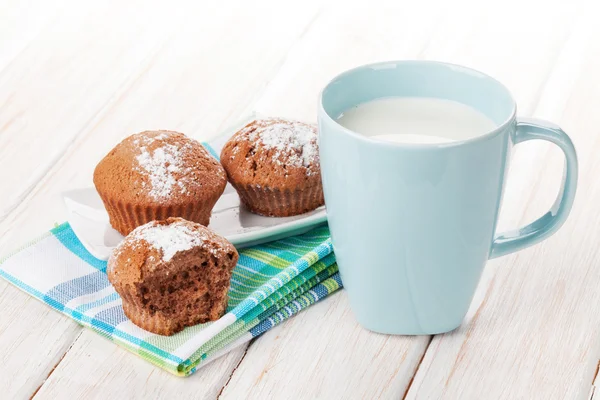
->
[317,60,578,334]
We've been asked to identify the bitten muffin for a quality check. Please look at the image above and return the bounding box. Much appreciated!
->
[107,217,239,336]
[94,130,227,235]
[220,118,324,217]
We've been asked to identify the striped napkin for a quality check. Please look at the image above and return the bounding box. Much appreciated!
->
[0,222,341,376]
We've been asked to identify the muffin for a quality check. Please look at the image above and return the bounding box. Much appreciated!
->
[94,130,227,235]
[220,118,324,217]
[107,217,239,336]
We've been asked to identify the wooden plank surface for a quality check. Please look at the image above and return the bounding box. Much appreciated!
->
[220,291,431,399]
[407,5,600,400]
[0,1,323,398]
[0,1,178,396]
[0,0,598,399]
[221,4,444,398]
[33,332,247,400]
[0,0,71,71]
[221,1,590,398]
[0,0,181,221]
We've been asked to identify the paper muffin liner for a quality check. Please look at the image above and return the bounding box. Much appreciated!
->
[121,298,181,336]
[231,183,324,217]
[98,192,222,236]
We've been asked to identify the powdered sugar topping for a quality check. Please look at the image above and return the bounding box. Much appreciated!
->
[133,133,193,200]
[241,118,318,171]
[130,220,208,262]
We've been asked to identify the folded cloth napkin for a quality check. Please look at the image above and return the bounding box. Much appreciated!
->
[0,223,341,376]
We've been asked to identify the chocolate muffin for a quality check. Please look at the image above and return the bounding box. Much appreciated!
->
[107,217,239,336]
[220,118,324,217]
[94,130,227,235]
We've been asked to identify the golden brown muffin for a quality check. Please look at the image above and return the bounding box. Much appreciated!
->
[94,130,226,235]
[220,118,324,217]
[107,217,239,336]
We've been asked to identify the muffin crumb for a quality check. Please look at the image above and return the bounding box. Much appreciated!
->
[108,218,238,336]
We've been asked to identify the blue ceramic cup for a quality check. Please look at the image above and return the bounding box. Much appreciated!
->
[318,61,578,334]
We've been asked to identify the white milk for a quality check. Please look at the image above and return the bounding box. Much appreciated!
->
[336,97,497,144]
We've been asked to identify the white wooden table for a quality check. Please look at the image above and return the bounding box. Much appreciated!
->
[1,0,599,398]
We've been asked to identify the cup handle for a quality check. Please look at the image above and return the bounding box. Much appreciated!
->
[489,117,578,259]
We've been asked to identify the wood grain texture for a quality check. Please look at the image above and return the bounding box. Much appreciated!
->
[220,291,431,399]
[0,2,178,396]
[0,0,598,399]
[407,6,600,400]
[221,3,446,397]
[0,282,81,398]
[33,330,247,400]
[0,0,197,221]
[0,0,72,72]
[255,1,447,120]
[221,1,588,398]
[589,360,600,400]
[0,2,229,397]
[0,1,323,398]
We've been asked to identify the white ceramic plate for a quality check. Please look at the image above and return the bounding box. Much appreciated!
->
[62,115,327,260]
